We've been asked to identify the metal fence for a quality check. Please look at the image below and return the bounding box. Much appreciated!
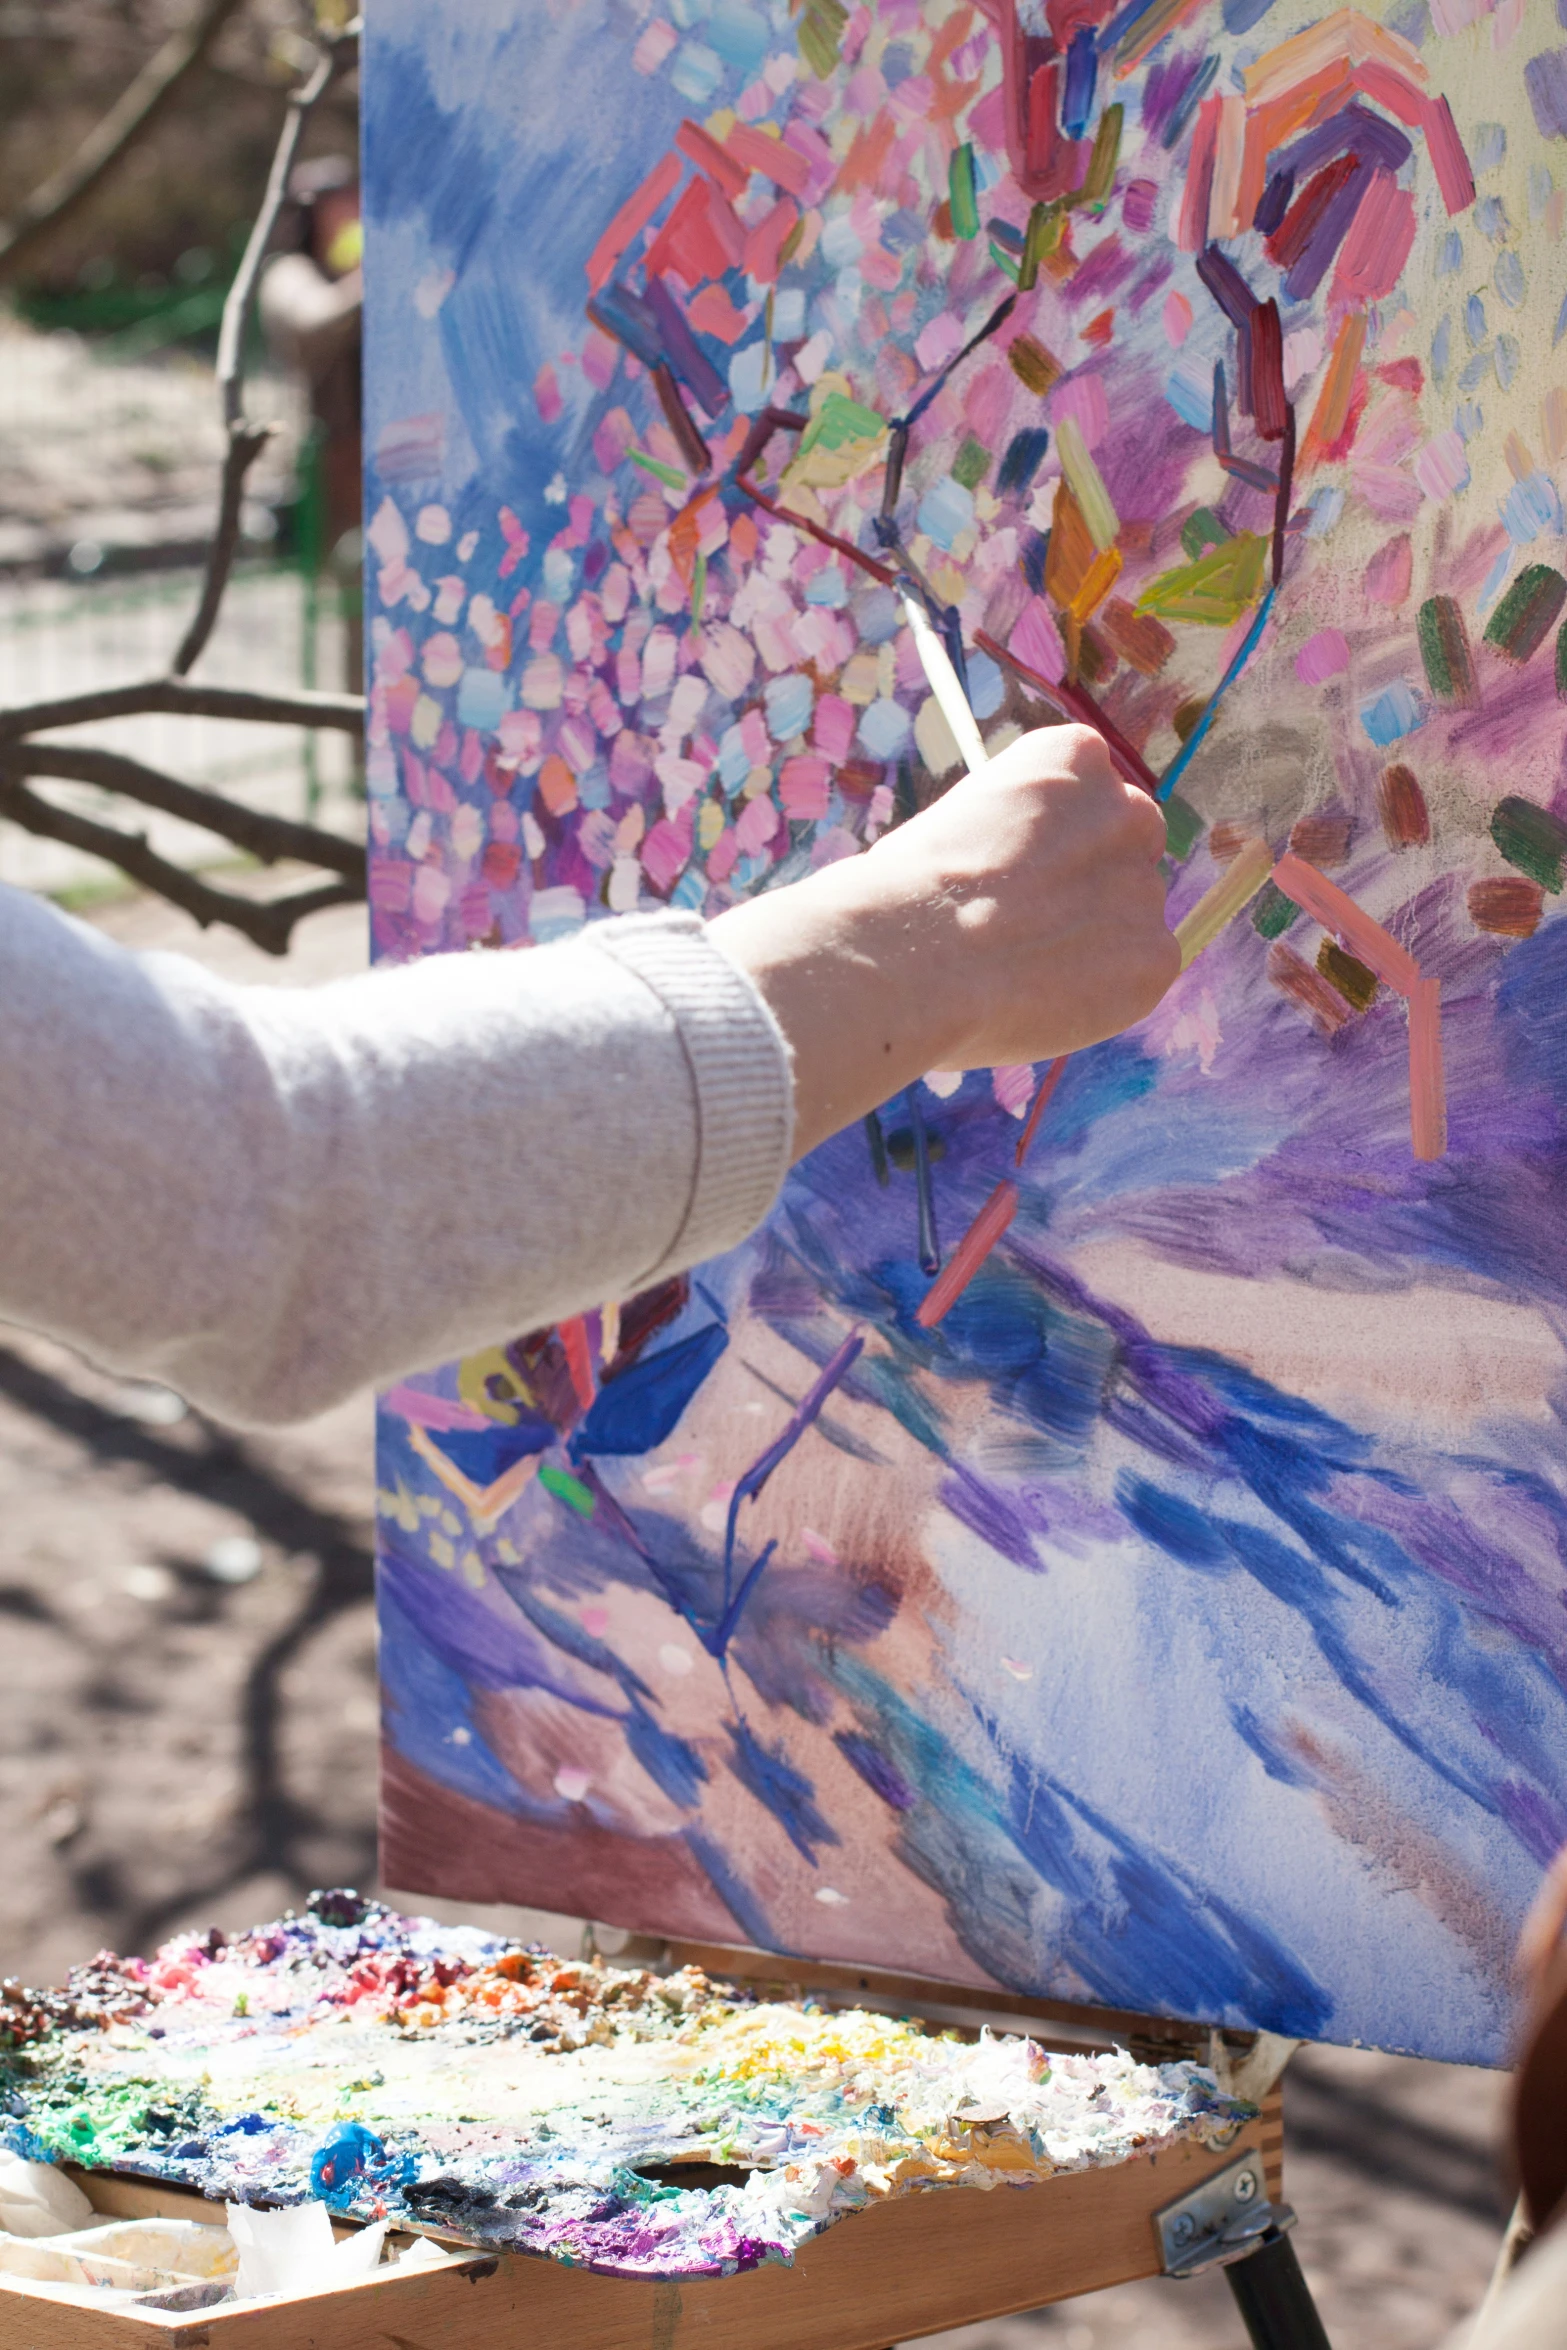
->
[0,315,361,902]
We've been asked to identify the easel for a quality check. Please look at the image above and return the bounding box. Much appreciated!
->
[0,1941,1334,2350]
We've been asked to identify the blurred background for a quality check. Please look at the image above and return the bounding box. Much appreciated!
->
[0,10,1514,2345]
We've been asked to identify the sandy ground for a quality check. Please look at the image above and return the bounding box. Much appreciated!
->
[0,882,1514,2350]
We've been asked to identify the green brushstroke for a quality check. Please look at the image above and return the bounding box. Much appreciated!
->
[1180,507,1230,561]
[1018,201,1064,290]
[1484,564,1567,665]
[1162,793,1203,863]
[949,143,980,239]
[629,447,685,490]
[989,238,1022,284]
[1075,103,1123,211]
[1416,593,1477,704]
[1558,620,1567,701]
[1318,941,1378,1009]
[795,388,884,464]
[1136,534,1266,625]
[791,0,847,77]
[1491,795,1567,892]
[1251,881,1300,939]
[952,434,990,491]
[539,1462,596,1517]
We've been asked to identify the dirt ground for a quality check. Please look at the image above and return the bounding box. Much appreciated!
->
[0,881,1515,2350]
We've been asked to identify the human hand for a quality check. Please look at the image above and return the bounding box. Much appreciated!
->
[710,724,1179,1160]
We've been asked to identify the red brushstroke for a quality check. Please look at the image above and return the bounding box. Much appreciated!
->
[558,1316,597,1413]
[1265,152,1360,274]
[584,152,682,293]
[644,177,744,284]
[676,118,748,199]
[975,629,1162,798]
[1015,1055,1069,1166]
[916,1180,1020,1327]
[739,479,896,584]
[1251,299,1287,441]
[726,122,813,196]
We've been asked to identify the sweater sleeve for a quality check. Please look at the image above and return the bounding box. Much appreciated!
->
[0,887,793,1425]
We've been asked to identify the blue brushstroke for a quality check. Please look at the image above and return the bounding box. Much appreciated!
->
[569,1322,729,1460]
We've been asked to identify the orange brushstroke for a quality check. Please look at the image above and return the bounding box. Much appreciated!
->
[1298,311,1367,471]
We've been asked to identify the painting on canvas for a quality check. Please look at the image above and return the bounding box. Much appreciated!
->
[363,0,1567,2066]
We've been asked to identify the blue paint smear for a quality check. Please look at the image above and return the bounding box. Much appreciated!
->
[379,1589,528,1815]
[425,1415,556,1485]
[726,1718,840,1863]
[570,1322,729,1460]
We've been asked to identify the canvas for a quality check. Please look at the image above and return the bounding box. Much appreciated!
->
[363,0,1567,2068]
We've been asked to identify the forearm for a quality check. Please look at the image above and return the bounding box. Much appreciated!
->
[0,892,790,1425]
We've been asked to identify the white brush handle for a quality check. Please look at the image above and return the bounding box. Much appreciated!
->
[898,586,987,777]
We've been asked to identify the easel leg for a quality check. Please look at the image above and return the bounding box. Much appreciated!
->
[1223,2231,1332,2350]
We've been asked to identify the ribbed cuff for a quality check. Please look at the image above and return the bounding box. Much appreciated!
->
[587,912,794,1279]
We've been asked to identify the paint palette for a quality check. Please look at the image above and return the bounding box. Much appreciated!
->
[364,0,1567,2065]
[0,1896,1249,2281]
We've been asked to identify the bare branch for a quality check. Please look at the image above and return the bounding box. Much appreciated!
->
[0,0,255,287]
[13,744,366,883]
[175,26,361,675]
[216,38,350,434]
[0,679,365,740]
[171,425,273,680]
[0,773,363,956]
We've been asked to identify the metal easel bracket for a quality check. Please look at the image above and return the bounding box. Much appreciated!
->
[1156,2149,1333,2350]
[1155,2149,1289,2279]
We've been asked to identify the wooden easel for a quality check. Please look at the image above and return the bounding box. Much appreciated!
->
[0,1951,1332,2350]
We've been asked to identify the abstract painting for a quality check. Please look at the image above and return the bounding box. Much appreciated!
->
[363,0,1567,2066]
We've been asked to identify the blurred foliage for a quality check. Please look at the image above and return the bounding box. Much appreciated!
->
[0,0,357,313]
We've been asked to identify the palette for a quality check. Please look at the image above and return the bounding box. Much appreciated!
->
[364,0,1567,2067]
[0,1894,1251,2284]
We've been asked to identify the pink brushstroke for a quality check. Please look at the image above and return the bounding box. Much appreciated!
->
[1271,853,1420,996]
[1409,976,1448,1161]
[384,1385,492,1432]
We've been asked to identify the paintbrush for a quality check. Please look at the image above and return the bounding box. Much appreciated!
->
[897,583,987,777]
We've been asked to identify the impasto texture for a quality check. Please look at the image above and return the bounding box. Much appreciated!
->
[363,0,1567,2067]
[0,1895,1248,2276]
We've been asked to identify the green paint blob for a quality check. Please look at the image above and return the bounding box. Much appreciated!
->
[1251,882,1300,939]
[1180,507,1231,561]
[1416,594,1477,704]
[1162,794,1204,863]
[952,435,990,491]
[948,143,979,240]
[1484,564,1567,666]
[1491,795,1567,892]
[539,1463,596,1517]
[1137,534,1266,625]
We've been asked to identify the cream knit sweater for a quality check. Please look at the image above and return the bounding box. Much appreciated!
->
[0,886,793,1425]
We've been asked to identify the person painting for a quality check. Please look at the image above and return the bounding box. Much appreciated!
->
[0,724,1172,1424]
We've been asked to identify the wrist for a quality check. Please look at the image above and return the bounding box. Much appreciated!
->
[709,853,968,1161]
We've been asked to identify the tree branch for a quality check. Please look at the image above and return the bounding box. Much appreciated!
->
[0,678,365,740]
[0,773,363,956]
[174,28,360,675]
[0,0,255,287]
[13,744,366,883]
